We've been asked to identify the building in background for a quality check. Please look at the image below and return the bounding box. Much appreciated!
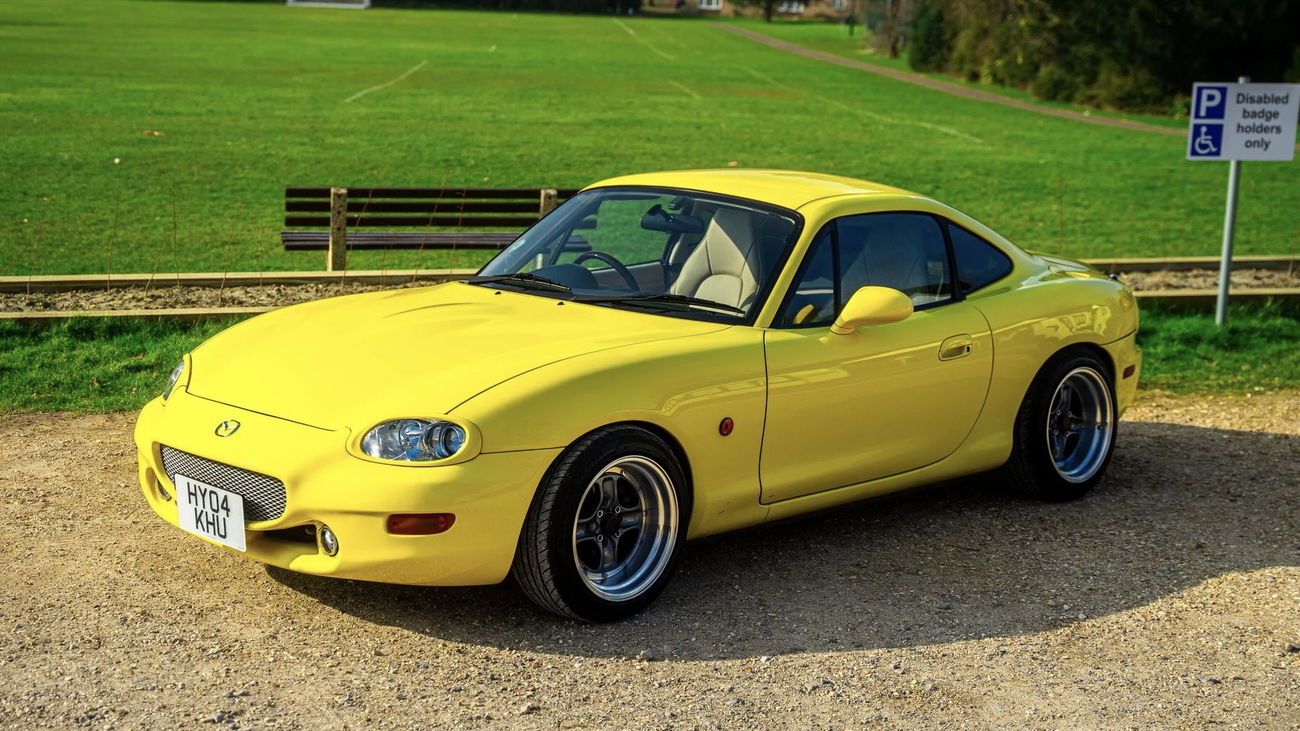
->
[643,0,853,22]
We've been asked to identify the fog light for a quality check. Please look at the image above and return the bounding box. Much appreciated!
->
[319,525,339,556]
[386,513,456,535]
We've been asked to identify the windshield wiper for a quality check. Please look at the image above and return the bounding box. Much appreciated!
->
[573,292,745,316]
[467,272,572,293]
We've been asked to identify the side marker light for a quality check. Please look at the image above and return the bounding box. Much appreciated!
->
[1123,365,1136,379]
[719,418,734,437]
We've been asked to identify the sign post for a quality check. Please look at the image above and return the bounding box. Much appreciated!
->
[1186,78,1300,325]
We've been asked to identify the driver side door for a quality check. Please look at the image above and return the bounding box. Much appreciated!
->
[759,213,993,503]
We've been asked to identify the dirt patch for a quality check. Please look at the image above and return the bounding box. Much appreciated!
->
[1,269,1295,313]
[1,392,1297,727]
[1120,268,1299,292]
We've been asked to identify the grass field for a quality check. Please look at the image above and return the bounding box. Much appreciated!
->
[2,0,1297,278]
[1134,302,1300,393]
[0,317,231,413]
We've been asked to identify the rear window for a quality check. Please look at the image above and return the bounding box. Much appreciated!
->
[949,224,1012,294]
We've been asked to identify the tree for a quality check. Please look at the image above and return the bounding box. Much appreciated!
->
[908,2,947,71]
[904,0,1300,111]
[862,0,918,58]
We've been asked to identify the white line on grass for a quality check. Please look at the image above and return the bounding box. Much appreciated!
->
[345,60,429,103]
[612,18,676,61]
[743,66,983,144]
[640,19,688,49]
[670,81,702,99]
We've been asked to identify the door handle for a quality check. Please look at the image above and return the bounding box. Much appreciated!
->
[938,334,973,361]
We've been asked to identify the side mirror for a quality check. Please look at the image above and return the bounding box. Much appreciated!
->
[830,286,913,335]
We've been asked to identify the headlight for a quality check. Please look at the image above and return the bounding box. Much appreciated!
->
[361,419,467,462]
[162,361,184,401]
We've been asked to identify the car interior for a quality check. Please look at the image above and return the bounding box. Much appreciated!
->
[525,193,796,314]
[488,191,955,326]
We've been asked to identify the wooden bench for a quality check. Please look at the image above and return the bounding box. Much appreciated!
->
[283,186,581,270]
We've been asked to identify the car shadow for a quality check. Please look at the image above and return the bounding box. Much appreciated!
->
[267,418,1298,661]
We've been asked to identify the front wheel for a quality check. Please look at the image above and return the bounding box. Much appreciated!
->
[512,425,689,622]
[1000,348,1116,501]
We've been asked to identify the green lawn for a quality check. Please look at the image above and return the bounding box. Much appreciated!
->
[0,316,232,413]
[1,1,1298,278]
[1135,302,1300,394]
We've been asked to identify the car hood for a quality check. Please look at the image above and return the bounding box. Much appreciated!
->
[186,282,729,430]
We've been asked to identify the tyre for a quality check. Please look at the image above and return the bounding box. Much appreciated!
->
[512,425,689,622]
[1000,348,1116,501]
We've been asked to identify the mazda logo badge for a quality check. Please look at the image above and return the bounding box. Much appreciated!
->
[215,420,241,437]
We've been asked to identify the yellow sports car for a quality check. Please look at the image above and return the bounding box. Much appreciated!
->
[135,170,1141,622]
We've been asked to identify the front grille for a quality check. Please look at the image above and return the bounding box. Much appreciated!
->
[160,445,286,522]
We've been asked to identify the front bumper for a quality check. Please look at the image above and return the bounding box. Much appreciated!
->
[134,389,560,586]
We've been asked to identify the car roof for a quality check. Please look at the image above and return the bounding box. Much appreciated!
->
[584,169,921,211]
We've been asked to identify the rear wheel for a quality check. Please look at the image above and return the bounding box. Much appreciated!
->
[512,425,688,622]
[1000,348,1116,501]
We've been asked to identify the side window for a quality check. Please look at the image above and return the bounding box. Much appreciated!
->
[949,224,1013,294]
[775,226,835,327]
[776,213,956,328]
[836,213,951,307]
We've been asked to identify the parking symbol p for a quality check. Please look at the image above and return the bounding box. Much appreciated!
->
[1194,85,1227,120]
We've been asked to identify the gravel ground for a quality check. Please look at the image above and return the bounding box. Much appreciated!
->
[1,391,1298,729]
[1120,268,1299,292]
[1,269,1296,312]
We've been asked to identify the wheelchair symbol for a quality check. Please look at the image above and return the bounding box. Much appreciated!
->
[1194,127,1218,155]
[1190,124,1223,158]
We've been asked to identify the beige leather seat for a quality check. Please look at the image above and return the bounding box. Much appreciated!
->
[841,217,948,305]
[669,208,762,309]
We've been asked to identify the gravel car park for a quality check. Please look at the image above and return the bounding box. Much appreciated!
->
[2,390,1297,727]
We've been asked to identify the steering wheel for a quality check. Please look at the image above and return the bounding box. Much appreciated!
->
[573,250,639,291]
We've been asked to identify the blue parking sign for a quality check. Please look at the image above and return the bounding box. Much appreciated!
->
[1193,85,1227,120]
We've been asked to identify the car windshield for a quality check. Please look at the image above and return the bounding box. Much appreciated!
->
[471,186,801,322]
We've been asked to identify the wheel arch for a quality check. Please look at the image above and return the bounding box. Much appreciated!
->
[619,420,695,503]
[520,420,696,541]
[548,420,694,505]
[1021,342,1116,407]
[1069,341,1116,380]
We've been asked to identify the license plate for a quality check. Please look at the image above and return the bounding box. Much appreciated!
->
[175,474,247,552]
